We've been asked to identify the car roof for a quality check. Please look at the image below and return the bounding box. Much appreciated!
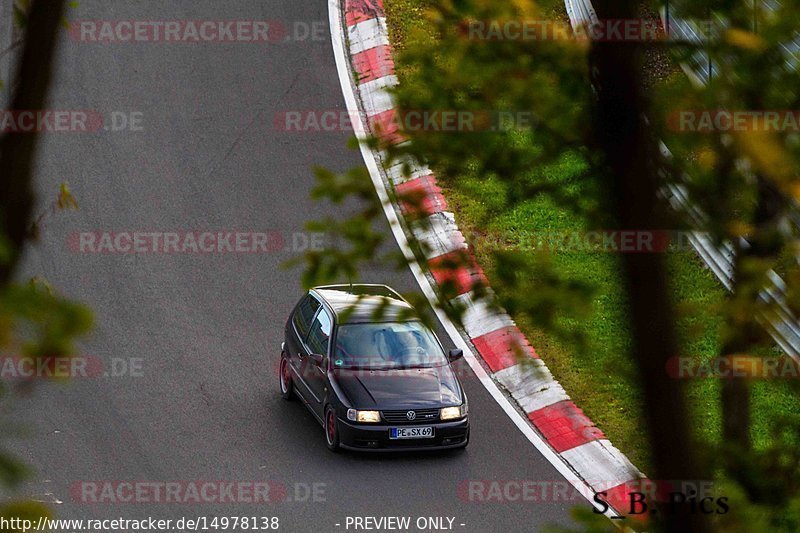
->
[310,284,416,323]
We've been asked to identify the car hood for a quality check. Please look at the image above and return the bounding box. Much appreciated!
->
[332,365,462,409]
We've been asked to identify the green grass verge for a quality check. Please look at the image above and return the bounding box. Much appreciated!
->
[383,0,798,474]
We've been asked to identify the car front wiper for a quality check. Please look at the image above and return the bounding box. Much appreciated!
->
[335,364,396,371]
[335,363,442,371]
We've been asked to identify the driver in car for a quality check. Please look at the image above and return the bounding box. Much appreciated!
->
[390,329,427,366]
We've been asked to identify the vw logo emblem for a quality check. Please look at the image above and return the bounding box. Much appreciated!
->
[406,411,416,420]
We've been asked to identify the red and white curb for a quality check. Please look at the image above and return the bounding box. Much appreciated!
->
[330,0,647,520]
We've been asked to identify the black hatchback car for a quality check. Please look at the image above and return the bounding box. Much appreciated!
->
[279,284,469,452]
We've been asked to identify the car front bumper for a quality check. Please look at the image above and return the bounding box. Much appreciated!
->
[337,416,469,452]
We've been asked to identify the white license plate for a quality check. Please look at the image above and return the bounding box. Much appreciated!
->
[390,426,434,439]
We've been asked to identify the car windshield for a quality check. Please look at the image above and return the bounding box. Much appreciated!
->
[333,321,447,369]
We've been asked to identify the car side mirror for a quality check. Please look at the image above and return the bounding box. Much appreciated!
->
[448,349,463,363]
[309,353,324,366]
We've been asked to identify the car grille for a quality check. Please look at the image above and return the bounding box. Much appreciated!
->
[382,408,440,424]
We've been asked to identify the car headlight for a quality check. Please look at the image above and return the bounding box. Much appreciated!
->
[440,405,466,420]
[347,409,381,423]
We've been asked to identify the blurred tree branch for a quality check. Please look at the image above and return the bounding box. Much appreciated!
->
[0,0,67,282]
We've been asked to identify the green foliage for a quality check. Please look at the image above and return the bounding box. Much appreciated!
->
[303,0,800,529]
[0,278,94,493]
[386,1,594,207]
[11,1,28,30]
[295,167,386,289]
[292,164,463,330]
[0,184,93,502]
[0,3,90,530]
[10,0,77,30]
[0,501,51,532]
[0,453,29,490]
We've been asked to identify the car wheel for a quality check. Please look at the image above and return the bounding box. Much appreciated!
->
[279,355,294,400]
[324,406,341,452]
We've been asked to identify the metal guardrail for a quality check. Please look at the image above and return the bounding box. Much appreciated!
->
[565,0,800,362]
[663,2,799,85]
[564,0,598,31]
[662,14,718,84]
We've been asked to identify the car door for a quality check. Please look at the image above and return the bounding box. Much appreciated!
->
[286,294,320,404]
[302,306,333,419]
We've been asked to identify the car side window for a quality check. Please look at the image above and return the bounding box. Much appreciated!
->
[306,308,333,356]
[293,295,321,341]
